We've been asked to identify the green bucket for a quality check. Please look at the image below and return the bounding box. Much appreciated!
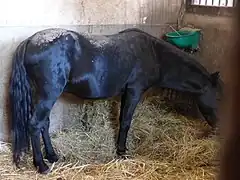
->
[165,30,201,49]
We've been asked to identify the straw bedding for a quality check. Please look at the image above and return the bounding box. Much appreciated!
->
[0,95,219,180]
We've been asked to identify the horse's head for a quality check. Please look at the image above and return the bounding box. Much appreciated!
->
[196,71,223,128]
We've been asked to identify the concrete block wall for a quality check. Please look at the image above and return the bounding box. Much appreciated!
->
[0,0,182,141]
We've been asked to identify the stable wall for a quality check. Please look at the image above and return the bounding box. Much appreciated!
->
[0,0,182,141]
[182,13,233,81]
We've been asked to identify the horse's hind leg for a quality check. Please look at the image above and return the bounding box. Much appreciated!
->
[29,98,59,174]
[28,67,69,173]
[41,117,59,163]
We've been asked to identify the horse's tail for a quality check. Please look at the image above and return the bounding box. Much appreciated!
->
[9,40,33,165]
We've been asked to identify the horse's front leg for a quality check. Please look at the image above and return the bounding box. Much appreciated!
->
[116,86,142,156]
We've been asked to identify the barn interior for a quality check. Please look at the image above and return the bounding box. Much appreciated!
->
[0,0,235,179]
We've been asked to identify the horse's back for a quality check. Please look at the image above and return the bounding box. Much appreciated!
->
[22,27,210,98]
[23,28,153,99]
[66,30,157,98]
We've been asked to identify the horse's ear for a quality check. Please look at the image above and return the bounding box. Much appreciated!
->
[211,71,220,85]
[211,71,220,79]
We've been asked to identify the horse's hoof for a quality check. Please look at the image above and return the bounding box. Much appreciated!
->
[39,167,51,174]
[116,149,131,160]
[45,154,59,164]
[37,162,50,174]
[117,154,131,160]
[116,149,126,156]
[13,151,25,168]
[13,158,21,169]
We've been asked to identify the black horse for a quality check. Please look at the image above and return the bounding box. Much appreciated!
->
[9,28,222,174]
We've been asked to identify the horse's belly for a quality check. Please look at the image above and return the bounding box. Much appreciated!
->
[65,77,122,99]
